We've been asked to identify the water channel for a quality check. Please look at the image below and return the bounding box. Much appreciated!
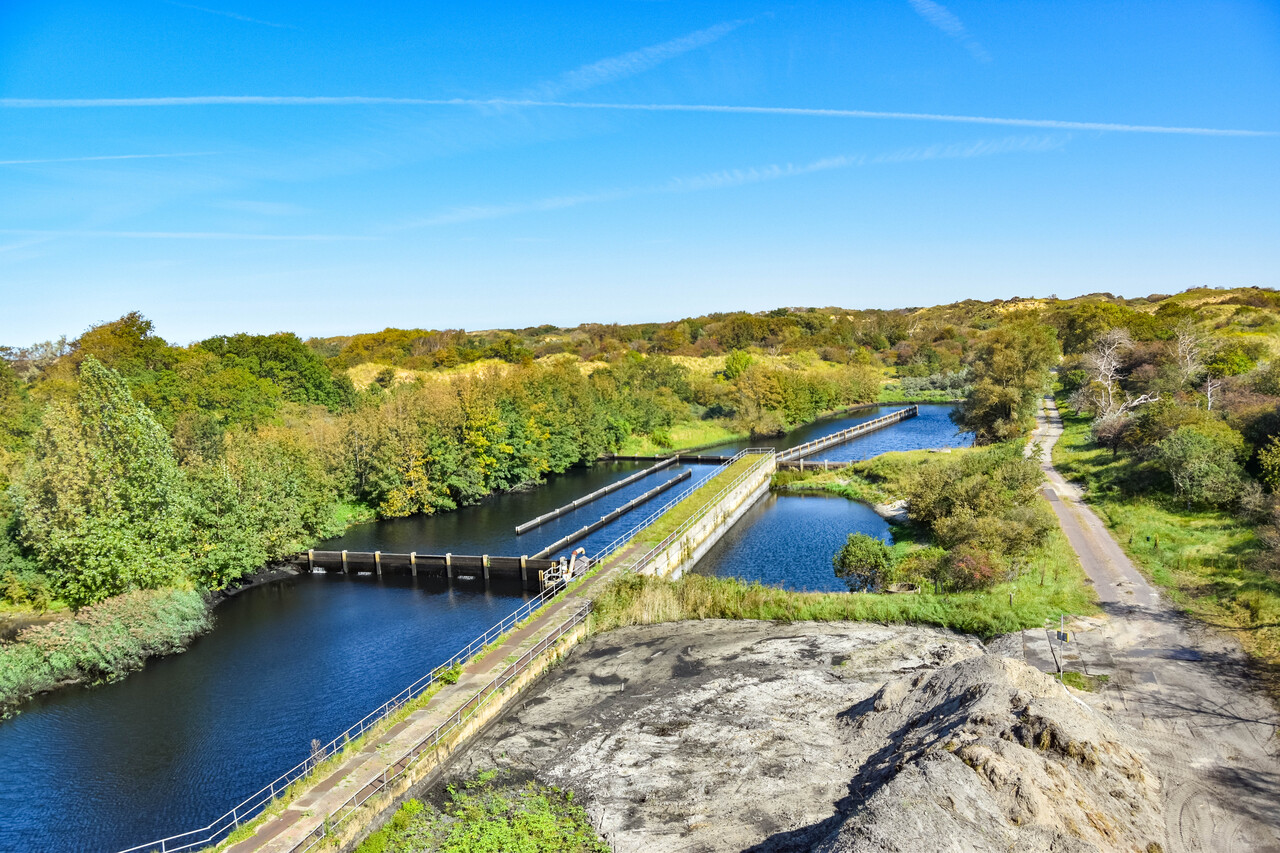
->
[0,404,970,853]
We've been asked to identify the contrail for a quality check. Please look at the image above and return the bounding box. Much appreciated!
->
[0,229,373,241]
[0,152,218,166]
[0,96,1271,137]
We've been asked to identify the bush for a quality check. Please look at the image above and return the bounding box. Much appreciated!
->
[1155,423,1247,508]
[1260,436,1280,493]
[0,588,209,714]
[904,444,1052,555]
[833,533,895,592]
[944,543,1001,591]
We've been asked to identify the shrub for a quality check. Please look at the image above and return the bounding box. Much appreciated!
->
[1260,436,1280,493]
[944,543,1001,591]
[833,533,895,591]
[1155,423,1247,508]
[0,588,209,714]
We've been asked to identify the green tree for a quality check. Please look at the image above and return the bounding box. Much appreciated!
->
[198,332,354,409]
[956,319,1059,444]
[833,533,894,591]
[16,358,191,606]
[1256,435,1280,493]
[1155,423,1246,509]
[722,350,754,380]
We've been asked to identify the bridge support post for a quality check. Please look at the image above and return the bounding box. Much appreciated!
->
[445,553,452,580]
[307,549,314,571]
[341,550,348,573]
[375,551,381,575]
[483,555,490,585]
[410,552,417,577]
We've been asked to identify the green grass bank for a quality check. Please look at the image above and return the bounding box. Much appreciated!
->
[1051,394,1280,688]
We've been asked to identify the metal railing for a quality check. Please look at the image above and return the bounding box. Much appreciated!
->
[296,603,593,853]
[119,451,773,853]
[776,406,917,461]
[116,563,583,853]
[589,449,753,565]
[599,449,775,575]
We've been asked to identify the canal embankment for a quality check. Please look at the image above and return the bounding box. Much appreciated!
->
[0,405,970,853]
[206,451,780,853]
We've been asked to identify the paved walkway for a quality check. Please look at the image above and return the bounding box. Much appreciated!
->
[1028,396,1280,853]
[225,547,639,853]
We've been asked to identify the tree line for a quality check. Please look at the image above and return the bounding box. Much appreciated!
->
[0,313,879,609]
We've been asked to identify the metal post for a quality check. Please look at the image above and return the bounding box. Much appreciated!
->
[375,550,381,575]
[520,556,527,586]
[483,555,490,585]
[446,553,452,579]
[410,552,417,577]
[341,550,348,573]
[308,549,314,571]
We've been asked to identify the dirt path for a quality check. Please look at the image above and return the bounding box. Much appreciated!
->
[1031,395,1280,852]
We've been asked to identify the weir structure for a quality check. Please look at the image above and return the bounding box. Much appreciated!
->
[295,551,560,591]
[122,408,920,853]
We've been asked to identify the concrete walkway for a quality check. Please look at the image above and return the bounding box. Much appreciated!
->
[1029,396,1280,853]
[224,547,635,853]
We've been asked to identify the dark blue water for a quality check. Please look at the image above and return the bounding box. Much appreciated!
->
[693,493,891,592]
[0,404,967,853]
[805,403,973,462]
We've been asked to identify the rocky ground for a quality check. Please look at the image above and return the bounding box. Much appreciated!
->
[442,619,1262,853]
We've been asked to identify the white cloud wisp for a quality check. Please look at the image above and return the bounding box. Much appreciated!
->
[407,134,1068,227]
[529,19,747,99]
[1,96,1270,137]
[0,152,219,166]
[907,0,991,63]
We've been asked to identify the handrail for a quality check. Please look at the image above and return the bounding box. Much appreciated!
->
[588,449,751,565]
[777,406,917,461]
[296,603,593,853]
[601,449,775,575]
[119,450,773,853]
[116,574,576,853]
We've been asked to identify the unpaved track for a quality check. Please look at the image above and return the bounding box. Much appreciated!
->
[1032,396,1280,852]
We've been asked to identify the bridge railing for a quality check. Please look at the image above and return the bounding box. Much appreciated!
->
[116,558,582,853]
[295,602,593,853]
[589,448,750,566]
[118,450,769,853]
[776,405,917,461]
[600,449,776,575]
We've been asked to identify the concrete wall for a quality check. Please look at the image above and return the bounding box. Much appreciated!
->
[639,454,776,580]
[332,617,591,853]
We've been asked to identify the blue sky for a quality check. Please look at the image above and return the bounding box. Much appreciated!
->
[1,1,1277,344]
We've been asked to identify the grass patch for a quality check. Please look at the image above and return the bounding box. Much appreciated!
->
[355,771,606,853]
[592,525,1094,641]
[1051,394,1280,691]
[1059,671,1109,692]
[772,446,969,507]
[616,419,746,456]
[633,457,758,547]
[0,588,210,716]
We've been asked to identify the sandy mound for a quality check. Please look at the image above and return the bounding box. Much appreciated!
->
[819,655,1165,853]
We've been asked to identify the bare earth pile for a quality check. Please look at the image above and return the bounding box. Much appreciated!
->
[819,655,1164,853]
[444,621,1169,853]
